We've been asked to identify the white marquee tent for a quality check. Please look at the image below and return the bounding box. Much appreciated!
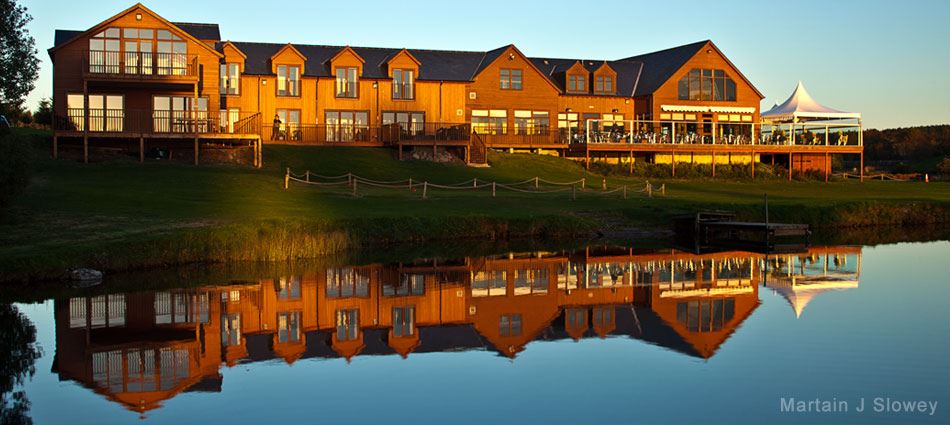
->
[762,82,861,123]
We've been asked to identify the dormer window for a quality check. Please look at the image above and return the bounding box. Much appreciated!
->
[335,67,358,98]
[568,74,587,93]
[276,65,299,97]
[392,69,414,100]
[595,76,613,94]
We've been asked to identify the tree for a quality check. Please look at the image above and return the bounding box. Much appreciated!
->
[0,303,42,425]
[0,0,40,118]
[32,98,51,127]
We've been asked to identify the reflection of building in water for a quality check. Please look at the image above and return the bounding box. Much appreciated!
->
[53,246,858,413]
[763,246,862,318]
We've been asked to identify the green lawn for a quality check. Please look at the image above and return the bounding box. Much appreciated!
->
[2,129,948,280]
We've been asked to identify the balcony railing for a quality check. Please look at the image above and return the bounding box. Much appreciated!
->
[82,50,199,79]
[263,122,471,144]
[576,120,862,147]
[55,109,261,135]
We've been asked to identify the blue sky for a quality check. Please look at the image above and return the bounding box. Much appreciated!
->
[23,0,950,129]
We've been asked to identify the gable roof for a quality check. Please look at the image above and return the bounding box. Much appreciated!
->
[48,3,221,57]
[619,40,709,97]
[470,44,562,92]
[621,40,763,99]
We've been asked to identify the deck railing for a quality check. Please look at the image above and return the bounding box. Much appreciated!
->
[263,122,471,144]
[55,109,261,135]
[82,50,199,79]
[578,120,862,147]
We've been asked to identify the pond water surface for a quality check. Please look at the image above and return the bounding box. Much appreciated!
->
[3,240,949,424]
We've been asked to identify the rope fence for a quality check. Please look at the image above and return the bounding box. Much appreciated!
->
[834,172,912,182]
[284,168,666,200]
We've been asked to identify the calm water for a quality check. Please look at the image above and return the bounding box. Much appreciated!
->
[3,241,949,424]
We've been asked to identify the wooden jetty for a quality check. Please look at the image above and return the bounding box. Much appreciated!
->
[674,211,810,253]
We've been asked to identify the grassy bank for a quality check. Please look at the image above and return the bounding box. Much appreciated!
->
[2,129,948,281]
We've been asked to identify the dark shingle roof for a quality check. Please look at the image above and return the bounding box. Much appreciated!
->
[54,30,83,47]
[528,57,644,96]
[171,22,220,41]
[619,40,709,97]
[223,41,486,82]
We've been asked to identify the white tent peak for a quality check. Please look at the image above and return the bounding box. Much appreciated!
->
[762,82,861,122]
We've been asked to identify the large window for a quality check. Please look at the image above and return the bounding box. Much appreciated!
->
[499,68,522,90]
[514,269,548,295]
[273,109,301,141]
[89,28,120,74]
[324,110,369,142]
[676,298,735,332]
[393,306,415,337]
[335,67,359,98]
[122,28,153,75]
[66,94,124,132]
[382,112,424,136]
[678,68,736,101]
[513,110,549,135]
[472,271,506,297]
[152,96,208,133]
[277,65,300,97]
[220,63,240,95]
[595,75,613,94]
[156,30,187,76]
[568,74,586,93]
[471,109,507,135]
[392,69,414,100]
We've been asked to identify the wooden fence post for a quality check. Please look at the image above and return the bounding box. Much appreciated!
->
[647,181,652,198]
[661,184,666,196]
[492,182,496,197]
[352,179,358,197]
[284,168,289,189]
[474,178,478,188]
[601,177,607,191]
[408,177,413,191]
[581,178,586,189]
[534,176,539,189]
[305,170,310,183]
[423,182,428,199]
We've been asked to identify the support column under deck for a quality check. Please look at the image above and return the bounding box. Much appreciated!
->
[52,135,58,159]
[139,137,144,163]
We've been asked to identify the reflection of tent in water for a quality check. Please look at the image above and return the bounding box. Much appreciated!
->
[765,249,862,318]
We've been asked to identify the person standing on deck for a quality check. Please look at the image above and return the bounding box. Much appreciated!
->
[272,114,282,141]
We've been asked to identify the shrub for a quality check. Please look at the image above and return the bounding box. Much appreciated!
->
[938,157,950,177]
[0,128,34,208]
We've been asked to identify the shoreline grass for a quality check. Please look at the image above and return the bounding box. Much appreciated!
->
[1,129,948,282]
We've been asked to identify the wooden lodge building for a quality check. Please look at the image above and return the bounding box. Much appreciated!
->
[50,3,863,176]
[52,245,862,413]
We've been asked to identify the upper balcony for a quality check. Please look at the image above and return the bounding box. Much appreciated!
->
[82,50,199,83]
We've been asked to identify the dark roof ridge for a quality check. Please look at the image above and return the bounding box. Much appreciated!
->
[227,40,488,56]
[620,39,710,60]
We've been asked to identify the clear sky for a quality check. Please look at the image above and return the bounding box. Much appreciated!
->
[22,0,950,129]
